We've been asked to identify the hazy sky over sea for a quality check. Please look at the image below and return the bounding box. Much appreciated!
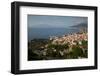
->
[28,15,87,28]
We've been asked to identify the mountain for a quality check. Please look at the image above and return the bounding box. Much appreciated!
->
[71,22,87,29]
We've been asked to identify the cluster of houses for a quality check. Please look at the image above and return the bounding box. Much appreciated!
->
[49,33,88,46]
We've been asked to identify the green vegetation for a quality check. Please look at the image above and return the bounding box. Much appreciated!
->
[28,38,88,60]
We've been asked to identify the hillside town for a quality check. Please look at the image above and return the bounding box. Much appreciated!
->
[28,32,88,60]
[50,33,87,45]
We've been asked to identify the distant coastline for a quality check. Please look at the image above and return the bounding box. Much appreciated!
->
[28,27,83,41]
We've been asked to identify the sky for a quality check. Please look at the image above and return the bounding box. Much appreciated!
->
[28,15,87,28]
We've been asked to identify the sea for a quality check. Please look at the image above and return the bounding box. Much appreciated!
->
[28,28,80,41]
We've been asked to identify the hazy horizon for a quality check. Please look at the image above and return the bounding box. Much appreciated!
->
[28,15,88,41]
[28,15,87,28]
